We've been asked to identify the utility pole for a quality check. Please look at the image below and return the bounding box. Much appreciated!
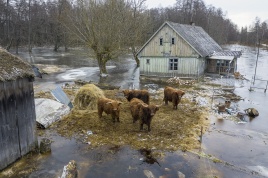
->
[253,38,260,85]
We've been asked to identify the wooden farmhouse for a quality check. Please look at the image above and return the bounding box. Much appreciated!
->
[137,21,241,78]
[0,48,37,170]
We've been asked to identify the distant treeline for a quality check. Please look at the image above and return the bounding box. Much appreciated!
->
[0,0,267,53]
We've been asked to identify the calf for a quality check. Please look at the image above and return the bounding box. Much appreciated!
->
[130,98,159,132]
[123,89,149,104]
[163,86,185,110]
[98,97,122,122]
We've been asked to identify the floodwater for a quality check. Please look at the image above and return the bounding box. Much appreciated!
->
[12,47,141,91]
[203,44,268,177]
[2,45,268,178]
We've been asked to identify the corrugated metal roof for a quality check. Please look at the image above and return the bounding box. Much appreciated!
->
[209,56,234,60]
[210,51,242,57]
[51,86,73,108]
[167,21,222,57]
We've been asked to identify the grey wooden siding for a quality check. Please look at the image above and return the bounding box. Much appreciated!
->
[138,25,199,58]
[0,78,36,170]
[140,57,205,78]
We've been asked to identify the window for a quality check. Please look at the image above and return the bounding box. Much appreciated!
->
[169,58,178,70]
[146,59,150,64]
[160,38,163,46]
[171,38,175,45]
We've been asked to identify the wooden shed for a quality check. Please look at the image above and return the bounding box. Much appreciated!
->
[0,48,37,170]
[137,21,241,78]
[207,51,241,74]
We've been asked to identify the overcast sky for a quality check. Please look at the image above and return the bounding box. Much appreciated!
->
[145,0,268,29]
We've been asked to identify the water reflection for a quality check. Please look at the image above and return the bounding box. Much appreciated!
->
[139,149,161,167]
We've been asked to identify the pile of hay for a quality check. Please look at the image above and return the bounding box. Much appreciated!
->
[73,84,104,110]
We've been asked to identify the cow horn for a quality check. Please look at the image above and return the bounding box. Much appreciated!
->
[106,102,113,105]
[142,103,148,107]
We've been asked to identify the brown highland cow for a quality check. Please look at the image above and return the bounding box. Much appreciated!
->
[98,97,122,122]
[163,86,185,110]
[130,98,159,132]
[122,89,149,104]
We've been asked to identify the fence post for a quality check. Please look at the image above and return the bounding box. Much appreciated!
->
[265,81,268,93]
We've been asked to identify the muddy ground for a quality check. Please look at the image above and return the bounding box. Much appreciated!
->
[0,77,249,178]
[53,86,209,152]
[36,76,241,154]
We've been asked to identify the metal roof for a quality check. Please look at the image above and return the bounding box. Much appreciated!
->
[137,21,223,57]
[209,55,235,60]
[210,51,242,57]
[167,21,222,57]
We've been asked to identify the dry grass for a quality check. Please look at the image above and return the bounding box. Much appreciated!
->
[51,88,210,152]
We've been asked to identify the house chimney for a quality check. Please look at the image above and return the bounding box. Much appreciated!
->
[190,22,195,26]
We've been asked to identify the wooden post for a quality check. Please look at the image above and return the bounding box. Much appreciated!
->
[200,126,203,144]
[211,86,214,109]
[265,81,268,93]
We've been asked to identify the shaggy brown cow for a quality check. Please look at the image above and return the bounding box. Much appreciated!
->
[122,89,149,104]
[163,86,185,110]
[130,98,159,131]
[98,97,122,122]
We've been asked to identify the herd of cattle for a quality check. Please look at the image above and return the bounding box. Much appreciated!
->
[97,86,185,132]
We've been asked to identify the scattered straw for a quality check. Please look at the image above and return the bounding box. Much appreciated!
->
[52,88,210,152]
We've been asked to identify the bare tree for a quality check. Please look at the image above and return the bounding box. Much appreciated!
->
[62,0,132,75]
[124,0,149,67]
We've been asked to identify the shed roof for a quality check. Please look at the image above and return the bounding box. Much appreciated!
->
[208,51,242,61]
[137,21,223,57]
[210,51,242,57]
[0,48,34,81]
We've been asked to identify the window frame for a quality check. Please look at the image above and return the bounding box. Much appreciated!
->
[169,58,178,70]
[171,37,175,45]
[160,38,163,46]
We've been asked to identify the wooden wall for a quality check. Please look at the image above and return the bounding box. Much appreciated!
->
[139,57,205,78]
[206,59,237,74]
[0,78,37,170]
[138,24,199,58]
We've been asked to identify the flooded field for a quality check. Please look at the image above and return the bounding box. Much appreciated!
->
[1,45,268,178]
[203,44,268,177]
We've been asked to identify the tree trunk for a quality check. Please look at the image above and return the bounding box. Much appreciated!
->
[5,38,13,51]
[15,38,19,54]
[28,0,32,53]
[134,55,140,67]
[96,53,107,75]
[131,46,140,67]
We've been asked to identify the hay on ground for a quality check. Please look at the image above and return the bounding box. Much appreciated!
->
[73,84,104,110]
[53,88,210,152]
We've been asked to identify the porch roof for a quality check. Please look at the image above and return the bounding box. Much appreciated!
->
[208,50,242,61]
[208,55,235,60]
